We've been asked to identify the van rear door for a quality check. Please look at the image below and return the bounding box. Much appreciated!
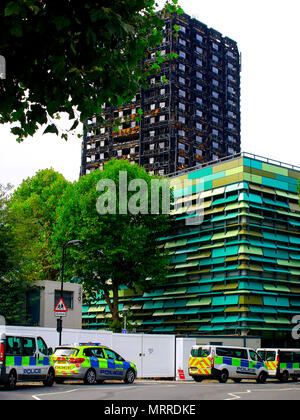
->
[189,346,212,376]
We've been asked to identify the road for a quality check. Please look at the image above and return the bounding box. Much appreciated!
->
[1,379,300,401]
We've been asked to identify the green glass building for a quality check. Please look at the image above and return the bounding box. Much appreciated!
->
[83,153,300,346]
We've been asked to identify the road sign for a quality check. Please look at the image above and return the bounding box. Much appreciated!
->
[54,298,68,317]
[122,329,127,334]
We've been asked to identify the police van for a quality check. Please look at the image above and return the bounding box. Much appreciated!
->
[0,332,54,390]
[257,348,300,382]
[189,345,268,383]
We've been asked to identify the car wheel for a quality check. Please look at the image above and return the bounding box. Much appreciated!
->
[193,376,203,383]
[84,368,96,385]
[256,371,267,384]
[5,370,17,390]
[280,371,289,383]
[43,368,55,387]
[218,370,229,383]
[124,368,135,384]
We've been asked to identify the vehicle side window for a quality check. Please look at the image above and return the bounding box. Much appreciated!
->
[216,347,234,358]
[6,336,22,356]
[22,337,36,356]
[37,337,48,355]
[249,350,262,362]
[233,349,248,359]
[91,348,105,358]
[280,352,294,363]
[104,349,124,361]
[294,352,300,363]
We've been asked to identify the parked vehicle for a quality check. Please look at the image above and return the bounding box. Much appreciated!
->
[189,345,268,383]
[0,332,54,390]
[257,348,300,382]
[51,343,137,384]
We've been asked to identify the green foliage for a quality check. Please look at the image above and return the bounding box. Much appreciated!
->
[0,183,40,325]
[0,0,183,141]
[53,159,173,330]
[7,169,71,282]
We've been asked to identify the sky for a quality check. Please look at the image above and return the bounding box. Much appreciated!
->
[0,0,299,188]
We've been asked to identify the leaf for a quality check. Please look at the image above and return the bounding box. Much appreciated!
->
[43,124,59,135]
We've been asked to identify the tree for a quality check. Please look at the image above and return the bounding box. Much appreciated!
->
[0,183,39,325]
[0,0,183,141]
[7,168,71,282]
[0,183,13,275]
[53,159,173,331]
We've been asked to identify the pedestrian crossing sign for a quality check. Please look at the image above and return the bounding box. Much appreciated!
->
[54,298,68,313]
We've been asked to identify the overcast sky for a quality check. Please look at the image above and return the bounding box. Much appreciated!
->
[0,0,299,188]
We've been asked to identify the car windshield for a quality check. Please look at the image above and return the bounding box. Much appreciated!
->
[53,347,78,357]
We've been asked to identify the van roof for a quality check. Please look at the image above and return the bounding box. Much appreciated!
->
[192,345,253,350]
[257,348,300,352]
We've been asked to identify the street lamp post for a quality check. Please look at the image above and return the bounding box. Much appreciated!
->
[58,240,84,345]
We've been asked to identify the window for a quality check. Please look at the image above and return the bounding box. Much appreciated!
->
[179,25,186,33]
[212,66,218,74]
[212,104,219,111]
[179,63,185,72]
[53,347,78,357]
[196,109,202,117]
[212,91,218,99]
[195,148,202,156]
[216,347,248,359]
[178,143,185,150]
[178,129,185,137]
[179,51,186,59]
[191,347,210,357]
[179,89,186,98]
[54,291,73,310]
[178,156,185,164]
[196,46,203,54]
[179,38,186,46]
[228,62,234,70]
[179,76,185,85]
[212,129,218,136]
[228,86,235,94]
[196,97,202,105]
[178,116,185,123]
[159,115,166,122]
[159,102,166,108]
[249,350,262,362]
[196,84,202,91]
[196,122,202,130]
[212,54,218,62]
[212,42,218,51]
[280,352,294,363]
[22,337,36,357]
[212,116,219,124]
[228,122,234,130]
[196,136,202,143]
[196,59,202,67]
[179,102,185,111]
[212,79,219,87]
[105,349,124,361]
[150,130,155,137]
[150,103,155,110]
[196,34,203,42]
[84,347,105,358]
[37,337,48,356]
[6,336,23,356]
[196,71,202,79]
[160,88,165,95]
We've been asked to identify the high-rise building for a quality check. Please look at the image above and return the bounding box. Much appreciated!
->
[80,13,241,177]
[83,152,300,347]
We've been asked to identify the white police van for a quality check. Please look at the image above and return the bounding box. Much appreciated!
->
[189,345,268,383]
[0,331,54,390]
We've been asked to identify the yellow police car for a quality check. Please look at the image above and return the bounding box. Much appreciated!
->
[51,343,137,385]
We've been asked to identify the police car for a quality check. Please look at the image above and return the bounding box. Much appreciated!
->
[51,343,137,384]
[0,331,54,390]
